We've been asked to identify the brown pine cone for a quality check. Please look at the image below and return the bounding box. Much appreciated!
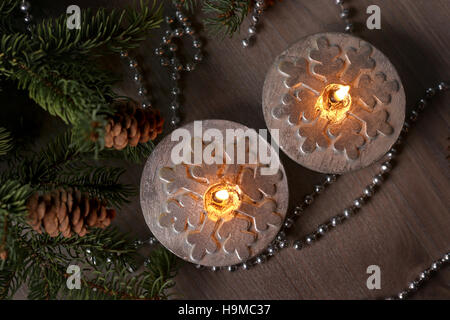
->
[26,189,116,238]
[0,248,7,260]
[104,99,164,150]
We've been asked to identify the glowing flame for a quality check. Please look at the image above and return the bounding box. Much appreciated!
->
[214,189,229,202]
[333,85,350,101]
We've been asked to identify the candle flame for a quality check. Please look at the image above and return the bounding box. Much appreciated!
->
[214,189,229,201]
[334,85,350,101]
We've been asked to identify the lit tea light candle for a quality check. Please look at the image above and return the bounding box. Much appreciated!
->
[141,120,289,267]
[315,84,352,122]
[263,32,405,173]
[203,182,242,222]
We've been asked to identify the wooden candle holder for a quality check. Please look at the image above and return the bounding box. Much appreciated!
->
[263,32,405,174]
[140,120,288,267]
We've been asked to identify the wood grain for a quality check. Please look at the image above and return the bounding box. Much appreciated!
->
[11,0,450,299]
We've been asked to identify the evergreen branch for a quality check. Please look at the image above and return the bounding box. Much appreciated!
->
[34,0,163,57]
[0,127,13,156]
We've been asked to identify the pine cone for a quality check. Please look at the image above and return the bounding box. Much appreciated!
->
[26,189,116,238]
[104,99,164,150]
[0,248,7,261]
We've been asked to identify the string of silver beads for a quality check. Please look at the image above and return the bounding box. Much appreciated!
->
[335,0,354,33]
[206,81,449,299]
[121,4,203,127]
[19,0,34,32]
[386,252,449,300]
[242,0,266,48]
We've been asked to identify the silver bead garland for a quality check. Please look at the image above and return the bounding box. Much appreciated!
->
[242,0,266,48]
[121,2,203,127]
[201,81,449,301]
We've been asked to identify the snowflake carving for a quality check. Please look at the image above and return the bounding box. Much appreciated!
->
[157,139,283,263]
[272,36,399,160]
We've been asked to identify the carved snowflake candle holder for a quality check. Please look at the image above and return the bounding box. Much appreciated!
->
[140,120,288,267]
[263,32,406,173]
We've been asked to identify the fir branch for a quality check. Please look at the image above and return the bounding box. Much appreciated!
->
[0,127,13,156]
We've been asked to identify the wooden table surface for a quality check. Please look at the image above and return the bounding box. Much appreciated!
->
[25,0,450,299]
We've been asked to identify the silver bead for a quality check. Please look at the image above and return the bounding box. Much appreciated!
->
[335,0,344,4]
[431,262,439,270]
[343,208,353,218]
[437,81,448,91]
[409,110,419,122]
[276,231,286,241]
[251,15,260,24]
[165,16,175,24]
[283,217,294,229]
[304,195,314,205]
[293,240,302,250]
[314,185,324,194]
[20,1,31,12]
[255,1,265,9]
[195,264,203,269]
[120,51,129,58]
[148,236,157,245]
[185,26,195,35]
[138,87,147,96]
[380,162,392,173]
[279,240,289,249]
[24,14,32,23]
[326,174,337,184]
[144,258,152,267]
[294,205,304,216]
[425,87,436,98]
[242,39,250,48]
[408,282,417,291]
[419,271,429,280]
[331,216,341,227]
[194,52,203,62]
[256,255,266,264]
[185,63,196,72]
[162,36,171,44]
[169,43,178,52]
[129,59,138,68]
[363,186,374,197]
[171,72,181,81]
[402,121,410,133]
[172,87,181,96]
[173,28,184,37]
[305,234,315,244]
[340,9,350,19]
[398,291,407,300]
[248,26,257,34]
[318,224,328,235]
[444,254,449,261]
[133,239,143,247]
[417,98,427,110]
[193,39,203,48]
[345,23,354,33]
[92,287,97,292]
[227,265,236,272]
[372,174,384,186]
[142,101,151,109]
[211,266,218,272]
[106,257,112,264]
[133,73,142,82]
[85,248,91,255]
[171,116,181,126]
[353,197,364,208]
[266,246,276,256]
[386,150,396,160]
[154,47,164,56]
[242,263,250,270]
[170,101,180,110]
